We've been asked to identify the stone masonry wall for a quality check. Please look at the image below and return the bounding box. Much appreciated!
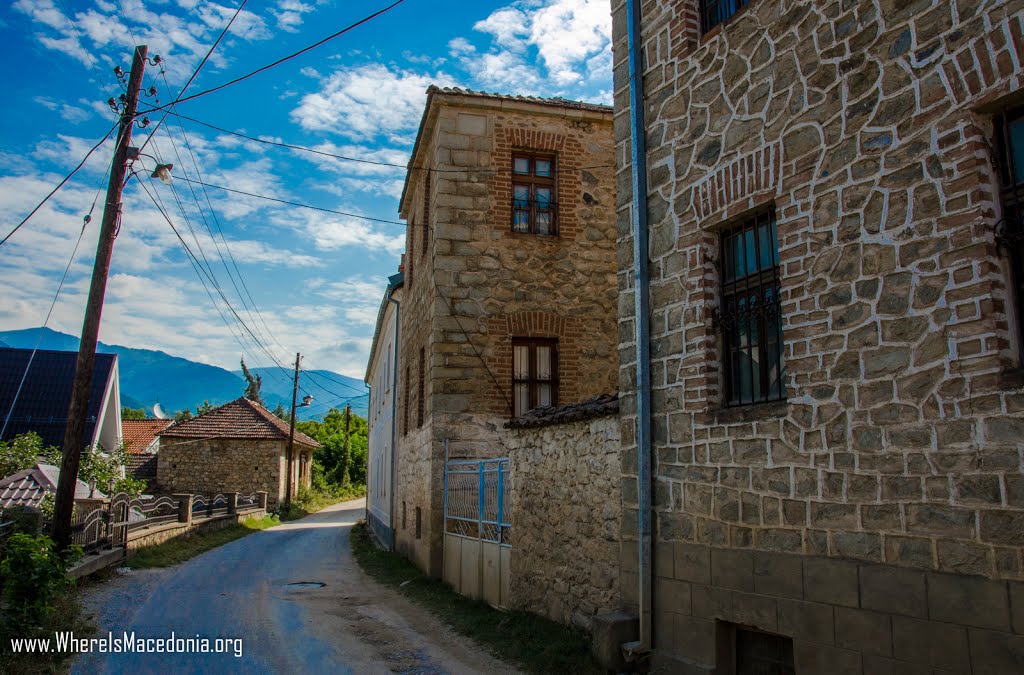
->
[611,0,1024,670]
[157,438,294,508]
[506,414,622,630]
[393,94,620,578]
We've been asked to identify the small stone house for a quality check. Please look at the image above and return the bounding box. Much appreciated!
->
[122,418,171,484]
[388,86,620,576]
[613,0,1024,672]
[156,397,319,508]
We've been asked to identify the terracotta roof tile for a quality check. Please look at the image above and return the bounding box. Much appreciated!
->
[157,397,321,448]
[505,393,619,429]
[427,86,613,114]
[121,419,172,454]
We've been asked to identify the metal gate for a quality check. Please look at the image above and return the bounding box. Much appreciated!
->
[443,458,510,607]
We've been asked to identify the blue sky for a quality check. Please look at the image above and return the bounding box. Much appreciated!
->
[0,0,612,382]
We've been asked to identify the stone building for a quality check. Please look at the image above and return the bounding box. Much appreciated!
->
[390,86,619,576]
[157,397,318,508]
[365,271,403,550]
[612,0,1024,672]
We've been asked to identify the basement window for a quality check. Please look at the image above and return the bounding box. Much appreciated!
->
[718,623,795,675]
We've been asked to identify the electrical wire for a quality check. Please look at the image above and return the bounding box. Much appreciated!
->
[0,122,118,248]
[174,176,408,226]
[0,177,106,437]
[153,109,616,176]
[157,0,407,109]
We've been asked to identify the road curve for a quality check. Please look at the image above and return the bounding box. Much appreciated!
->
[75,498,514,674]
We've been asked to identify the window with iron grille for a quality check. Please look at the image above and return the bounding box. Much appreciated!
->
[417,346,425,428]
[714,209,785,407]
[701,0,752,34]
[995,108,1024,353]
[512,153,557,235]
[512,338,558,417]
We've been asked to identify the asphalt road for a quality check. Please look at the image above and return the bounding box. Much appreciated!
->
[75,498,514,674]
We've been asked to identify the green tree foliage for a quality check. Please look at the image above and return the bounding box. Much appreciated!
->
[296,406,368,487]
[121,406,147,420]
[174,409,193,422]
[194,400,214,416]
[0,432,56,478]
[0,533,77,631]
[272,402,291,423]
[240,358,264,406]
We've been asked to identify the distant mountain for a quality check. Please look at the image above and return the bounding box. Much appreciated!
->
[0,328,368,420]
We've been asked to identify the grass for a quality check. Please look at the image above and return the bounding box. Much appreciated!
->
[0,586,96,674]
[279,484,366,521]
[127,514,279,569]
[349,521,602,674]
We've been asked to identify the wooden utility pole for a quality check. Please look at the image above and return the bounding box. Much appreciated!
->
[285,352,301,510]
[52,45,148,552]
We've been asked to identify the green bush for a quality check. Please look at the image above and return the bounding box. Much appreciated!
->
[0,534,76,631]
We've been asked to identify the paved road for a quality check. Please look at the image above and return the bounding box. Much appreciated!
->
[75,499,513,674]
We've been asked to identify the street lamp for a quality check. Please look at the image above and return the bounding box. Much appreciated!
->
[285,354,313,511]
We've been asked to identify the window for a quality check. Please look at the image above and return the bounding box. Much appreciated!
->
[423,170,430,258]
[512,338,558,416]
[715,209,785,407]
[995,108,1024,352]
[415,507,422,539]
[701,0,752,33]
[417,346,425,428]
[512,153,557,235]
[403,365,410,435]
[717,623,795,675]
[407,219,414,285]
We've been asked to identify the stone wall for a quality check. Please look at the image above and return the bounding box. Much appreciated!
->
[157,438,311,509]
[611,0,1024,670]
[393,92,620,578]
[506,414,622,630]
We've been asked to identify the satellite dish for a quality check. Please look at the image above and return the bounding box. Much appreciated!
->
[153,402,169,420]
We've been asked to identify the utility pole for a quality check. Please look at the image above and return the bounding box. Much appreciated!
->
[285,352,301,511]
[53,45,148,552]
[342,403,351,485]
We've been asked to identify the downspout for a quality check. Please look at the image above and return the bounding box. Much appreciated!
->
[387,295,401,551]
[625,0,653,658]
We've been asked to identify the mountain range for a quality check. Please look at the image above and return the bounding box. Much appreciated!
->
[0,327,368,420]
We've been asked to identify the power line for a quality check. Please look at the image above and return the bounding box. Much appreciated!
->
[0,122,118,248]
[174,176,409,226]
[154,109,616,176]
[158,0,408,109]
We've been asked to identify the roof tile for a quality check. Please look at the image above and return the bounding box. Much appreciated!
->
[157,397,321,448]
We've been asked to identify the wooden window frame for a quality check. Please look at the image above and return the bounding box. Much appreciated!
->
[511,337,559,417]
[715,208,785,408]
[417,346,425,428]
[701,0,755,34]
[511,152,558,236]
[995,107,1024,356]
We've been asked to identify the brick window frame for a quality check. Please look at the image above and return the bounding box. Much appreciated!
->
[407,218,415,285]
[423,169,430,258]
[511,152,558,236]
[713,208,786,408]
[512,337,558,417]
[700,0,755,35]
[417,346,425,427]
[994,107,1024,355]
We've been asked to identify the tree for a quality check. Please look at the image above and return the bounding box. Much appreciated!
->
[272,402,291,423]
[240,358,264,405]
[173,409,193,422]
[121,406,146,421]
[295,406,368,487]
[195,400,214,416]
[0,432,59,478]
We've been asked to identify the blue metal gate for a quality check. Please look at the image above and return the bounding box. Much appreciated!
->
[444,458,510,545]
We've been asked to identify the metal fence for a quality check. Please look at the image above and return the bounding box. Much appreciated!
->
[444,458,510,545]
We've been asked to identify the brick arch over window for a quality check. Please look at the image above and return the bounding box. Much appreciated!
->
[488,126,585,240]
[483,311,586,416]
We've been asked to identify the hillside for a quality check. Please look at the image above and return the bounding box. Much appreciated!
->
[0,328,368,420]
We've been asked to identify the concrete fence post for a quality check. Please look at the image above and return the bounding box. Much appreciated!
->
[227,493,238,515]
[257,491,268,510]
[173,493,194,525]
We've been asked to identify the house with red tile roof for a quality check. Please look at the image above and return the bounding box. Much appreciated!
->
[156,397,320,508]
[122,419,172,484]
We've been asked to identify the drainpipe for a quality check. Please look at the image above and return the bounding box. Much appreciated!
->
[387,295,401,551]
[624,0,653,658]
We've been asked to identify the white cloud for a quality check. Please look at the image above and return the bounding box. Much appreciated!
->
[290,64,456,143]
